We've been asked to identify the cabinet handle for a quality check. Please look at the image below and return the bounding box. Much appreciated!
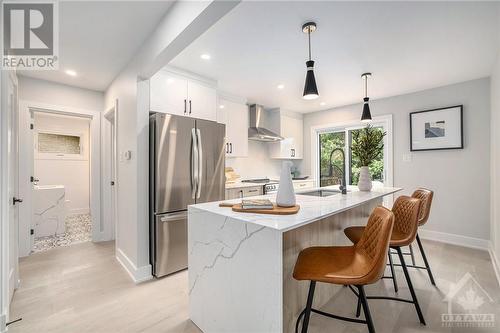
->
[291,149,295,157]
[189,100,192,114]
[226,143,228,153]
[184,99,187,114]
[229,143,232,154]
[248,189,258,193]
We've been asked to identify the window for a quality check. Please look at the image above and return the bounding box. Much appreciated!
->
[315,116,392,189]
[38,132,81,154]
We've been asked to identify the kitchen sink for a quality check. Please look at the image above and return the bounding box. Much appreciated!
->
[298,189,341,197]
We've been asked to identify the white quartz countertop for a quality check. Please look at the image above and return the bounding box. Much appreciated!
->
[189,186,401,232]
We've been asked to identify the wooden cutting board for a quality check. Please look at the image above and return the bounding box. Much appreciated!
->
[218,202,300,215]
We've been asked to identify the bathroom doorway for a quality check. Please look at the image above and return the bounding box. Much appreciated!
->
[18,102,103,257]
[31,112,92,252]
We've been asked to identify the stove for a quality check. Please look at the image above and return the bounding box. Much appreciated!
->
[241,178,279,194]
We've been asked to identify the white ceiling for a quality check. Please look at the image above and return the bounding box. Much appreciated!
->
[20,1,173,92]
[171,1,500,113]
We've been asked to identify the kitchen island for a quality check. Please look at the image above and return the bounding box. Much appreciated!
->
[188,186,400,333]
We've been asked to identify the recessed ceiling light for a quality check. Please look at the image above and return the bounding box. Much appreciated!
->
[166,78,174,84]
[65,69,77,77]
[320,102,326,106]
[277,84,285,90]
[219,105,225,109]
[200,54,211,60]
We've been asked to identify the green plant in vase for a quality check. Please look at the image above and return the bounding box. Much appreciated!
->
[351,124,386,191]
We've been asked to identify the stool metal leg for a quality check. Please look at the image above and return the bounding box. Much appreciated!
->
[356,292,362,317]
[357,286,375,333]
[409,244,416,266]
[387,250,398,292]
[301,281,316,333]
[395,247,426,325]
[416,234,436,286]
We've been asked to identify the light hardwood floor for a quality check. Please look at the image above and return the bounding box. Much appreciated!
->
[9,239,500,332]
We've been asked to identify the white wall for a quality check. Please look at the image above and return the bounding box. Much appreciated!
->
[18,76,103,111]
[491,53,500,259]
[303,78,491,242]
[104,1,239,282]
[33,113,90,214]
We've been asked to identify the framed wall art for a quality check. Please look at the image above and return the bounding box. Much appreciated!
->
[409,105,463,151]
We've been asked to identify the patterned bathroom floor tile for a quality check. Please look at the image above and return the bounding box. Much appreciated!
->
[33,214,92,253]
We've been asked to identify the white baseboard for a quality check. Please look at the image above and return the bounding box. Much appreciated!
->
[488,243,500,287]
[115,248,152,284]
[418,229,490,251]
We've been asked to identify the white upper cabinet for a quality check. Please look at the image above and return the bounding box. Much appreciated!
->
[217,97,248,157]
[187,80,216,121]
[269,112,304,159]
[149,70,216,121]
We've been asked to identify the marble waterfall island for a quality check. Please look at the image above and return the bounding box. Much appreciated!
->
[188,187,400,333]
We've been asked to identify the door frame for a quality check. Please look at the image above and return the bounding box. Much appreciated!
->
[310,114,394,193]
[18,100,102,257]
[102,100,118,241]
[0,70,18,331]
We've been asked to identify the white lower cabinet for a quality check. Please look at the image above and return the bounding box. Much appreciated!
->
[293,180,314,191]
[217,98,248,157]
[225,186,263,200]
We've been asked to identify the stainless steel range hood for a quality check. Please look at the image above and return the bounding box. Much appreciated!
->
[248,104,283,142]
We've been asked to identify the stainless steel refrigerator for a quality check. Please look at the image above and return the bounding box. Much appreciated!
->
[150,113,225,277]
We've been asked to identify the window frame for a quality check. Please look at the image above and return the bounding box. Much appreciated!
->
[311,114,393,191]
[34,129,87,161]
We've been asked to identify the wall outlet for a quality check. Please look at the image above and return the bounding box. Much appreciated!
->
[120,150,132,161]
[403,153,413,162]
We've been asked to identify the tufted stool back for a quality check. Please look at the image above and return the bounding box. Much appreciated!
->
[355,206,395,284]
[411,188,434,226]
[391,196,422,246]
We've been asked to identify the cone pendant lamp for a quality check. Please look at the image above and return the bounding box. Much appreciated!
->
[361,72,372,122]
[302,22,319,100]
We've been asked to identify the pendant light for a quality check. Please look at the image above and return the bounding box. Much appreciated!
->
[302,22,319,100]
[361,72,372,122]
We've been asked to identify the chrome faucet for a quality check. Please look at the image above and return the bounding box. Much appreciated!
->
[328,147,347,194]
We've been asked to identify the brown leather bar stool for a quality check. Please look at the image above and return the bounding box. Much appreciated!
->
[293,206,394,333]
[407,188,435,285]
[344,196,426,326]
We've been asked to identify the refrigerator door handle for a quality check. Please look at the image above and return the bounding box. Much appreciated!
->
[196,128,203,199]
[159,211,188,222]
[191,128,198,199]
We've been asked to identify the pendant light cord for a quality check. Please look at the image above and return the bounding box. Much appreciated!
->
[364,75,368,98]
[308,29,311,61]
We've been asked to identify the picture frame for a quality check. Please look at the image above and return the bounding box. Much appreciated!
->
[409,105,463,151]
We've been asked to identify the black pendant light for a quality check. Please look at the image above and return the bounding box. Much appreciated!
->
[302,22,319,100]
[361,72,372,122]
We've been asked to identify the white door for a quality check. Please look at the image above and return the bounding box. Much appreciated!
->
[150,71,188,115]
[187,80,216,121]
[226,101,248,157]
[7,73,19,302]
[103,104,117,241]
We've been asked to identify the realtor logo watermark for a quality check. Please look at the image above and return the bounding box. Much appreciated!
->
[442,272,495,328]
[2,1,59,70]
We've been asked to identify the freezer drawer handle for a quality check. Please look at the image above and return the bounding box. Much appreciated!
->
[160,212,188,222]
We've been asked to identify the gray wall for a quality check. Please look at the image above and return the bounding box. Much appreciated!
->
[303,78,491,241]
[491,54,500,257]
